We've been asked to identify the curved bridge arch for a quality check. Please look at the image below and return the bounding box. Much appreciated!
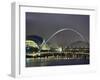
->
[41,28,85,47]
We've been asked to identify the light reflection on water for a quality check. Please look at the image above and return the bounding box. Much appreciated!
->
[26,57,89,67]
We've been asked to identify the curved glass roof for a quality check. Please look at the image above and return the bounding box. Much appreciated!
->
[26,35,43,45]
[26,40,39,48]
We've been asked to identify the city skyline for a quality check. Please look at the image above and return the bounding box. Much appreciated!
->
[26,12,90,67]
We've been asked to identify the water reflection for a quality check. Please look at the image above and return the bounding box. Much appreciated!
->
[26,57,89,67]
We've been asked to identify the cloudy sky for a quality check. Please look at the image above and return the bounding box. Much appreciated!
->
[26,12,89,47]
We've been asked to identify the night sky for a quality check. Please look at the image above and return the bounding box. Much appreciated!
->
[26,12,89,47]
